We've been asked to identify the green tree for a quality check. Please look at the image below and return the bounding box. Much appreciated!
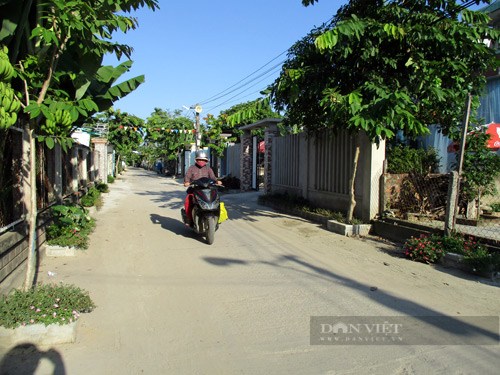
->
[206,99,281,157]
[0,0,159,290]
[230,0,500,222]
[96,108,145,173]
[449,127,500,219]
[144,108,195,172]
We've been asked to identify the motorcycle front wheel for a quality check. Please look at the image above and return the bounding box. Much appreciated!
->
[206,216,215,245]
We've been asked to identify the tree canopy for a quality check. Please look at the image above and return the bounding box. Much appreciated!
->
[144,108,195,163]
[205,99,282,157]
[249,0,500,143]
[0,0,159,144]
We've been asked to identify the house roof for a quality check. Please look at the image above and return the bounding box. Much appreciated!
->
[238,118,282,131]
[481,0,500,24]
[481,0,500,14]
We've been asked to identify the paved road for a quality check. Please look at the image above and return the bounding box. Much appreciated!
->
[1,167,499,374]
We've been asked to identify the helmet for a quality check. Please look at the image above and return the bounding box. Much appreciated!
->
[195,150,209,161]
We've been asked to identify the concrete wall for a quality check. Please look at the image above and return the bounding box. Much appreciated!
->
[271,131,385,222]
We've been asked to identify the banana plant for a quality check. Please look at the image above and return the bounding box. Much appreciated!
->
[0,0,159,291]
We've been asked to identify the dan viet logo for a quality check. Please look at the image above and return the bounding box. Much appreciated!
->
[310,316,500,346]
[318,320,404,343]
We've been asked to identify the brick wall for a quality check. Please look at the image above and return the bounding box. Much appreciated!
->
[240,133,252,191]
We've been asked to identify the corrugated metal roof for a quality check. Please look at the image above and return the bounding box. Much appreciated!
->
[481,0,500,14]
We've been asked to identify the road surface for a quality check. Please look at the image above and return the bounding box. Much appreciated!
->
[1,167,499,374]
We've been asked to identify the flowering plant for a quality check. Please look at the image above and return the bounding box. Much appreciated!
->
[404,232,499,273]
[0,283,95,329]
[46,204,95,249]
[404,234,445,263]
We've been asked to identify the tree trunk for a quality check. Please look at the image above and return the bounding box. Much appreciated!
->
[346,135,360,224]
[115,154,121,176]
[23,126,37,291]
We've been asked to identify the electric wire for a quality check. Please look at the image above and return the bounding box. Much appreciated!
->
[196,11,339,110]
[199,0,479,114]
[200,59,285,107]
[198,49,288,106]
[205,65,282,113]
[205,87,269,114]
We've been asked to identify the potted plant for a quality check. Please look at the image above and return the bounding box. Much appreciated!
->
[0,283,95,345]
[45,204,96,255]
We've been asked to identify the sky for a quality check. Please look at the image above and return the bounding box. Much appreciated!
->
[103,0,486,123]
[103,0,346,121]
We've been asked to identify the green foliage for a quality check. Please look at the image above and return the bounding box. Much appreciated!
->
[404,234,446,263]
[107,175,115,183]
[1,0,158,149]
[46,204,95,249]
[80,187,101,207]
[80,194,95,208]
[449,128,500,202]
[144,108,195,162]
[96,182,109,193]
[404,232,500,272]
[268,0,500,142]
[490,203,500,213]
[94,108,145,166]
[0,283,95,328]
[386,145,440,174]
[210,99,281,156]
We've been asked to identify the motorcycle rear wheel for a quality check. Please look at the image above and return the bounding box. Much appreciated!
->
[206,216,215,245]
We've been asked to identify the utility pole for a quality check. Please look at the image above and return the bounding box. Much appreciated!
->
[195,104,202,150]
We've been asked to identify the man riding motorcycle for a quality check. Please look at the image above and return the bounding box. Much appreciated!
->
[183,150,222,226]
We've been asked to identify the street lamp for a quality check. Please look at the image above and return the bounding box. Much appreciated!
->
[183,104,202,150]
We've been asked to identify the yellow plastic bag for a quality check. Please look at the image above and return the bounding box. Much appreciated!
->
[219,202,228,224]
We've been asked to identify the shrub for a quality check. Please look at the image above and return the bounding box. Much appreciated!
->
[96,182,109,193]
[80,194,95,207]
[80,187,102,207]
[404,234,446,263]
[107,175,115,183]
[0,283,95,328]
[490,203,500,212]
[46,204,95,249]
[403,232,499,273]
[386,145,440,174]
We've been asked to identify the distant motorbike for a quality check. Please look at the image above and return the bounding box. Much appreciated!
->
[181,177,223,245]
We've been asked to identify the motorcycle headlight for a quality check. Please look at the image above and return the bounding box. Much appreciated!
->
[198,200,210,210]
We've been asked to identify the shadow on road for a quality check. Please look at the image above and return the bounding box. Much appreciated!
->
[201,253,499,345]
[137,189,185,209]
[0,343,66,374]
[150,213,196,239]
[371,239,500,288]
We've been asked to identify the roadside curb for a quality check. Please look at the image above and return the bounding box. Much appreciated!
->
[0,322,78,346]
